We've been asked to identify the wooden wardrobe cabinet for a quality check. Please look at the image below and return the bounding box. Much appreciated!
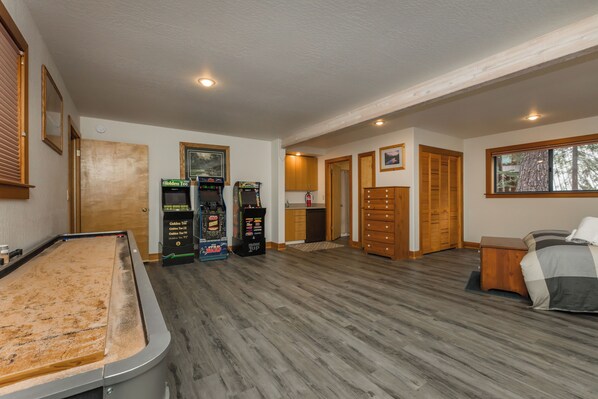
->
[285,155,318,191]
[419,146,463,254]
[362,186,409,260]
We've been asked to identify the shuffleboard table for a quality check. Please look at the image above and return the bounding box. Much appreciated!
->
[0,232,171,399]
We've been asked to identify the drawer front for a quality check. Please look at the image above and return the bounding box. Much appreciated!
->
[364,210,394,221]
[364,188,395,199]
[364,220,394,233]
[364,199,394,210]
[364,240,395,257]
[364,230,395,244]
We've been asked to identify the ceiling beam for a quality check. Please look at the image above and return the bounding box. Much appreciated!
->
[282,14,598,147]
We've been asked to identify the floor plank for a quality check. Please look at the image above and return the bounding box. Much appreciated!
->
[146,246,598,399]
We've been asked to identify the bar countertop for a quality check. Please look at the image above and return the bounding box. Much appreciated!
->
[285,203,326,210]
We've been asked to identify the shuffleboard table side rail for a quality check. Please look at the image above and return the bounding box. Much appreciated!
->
[1,231,171,399]
[102,230,171,386]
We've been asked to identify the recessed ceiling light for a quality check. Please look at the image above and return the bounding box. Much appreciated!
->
[198,78,216,88]
[525,114,541,121]
[374,119,385,126]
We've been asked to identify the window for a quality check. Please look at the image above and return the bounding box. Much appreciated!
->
[0,3,29,199]
[486,134,598,198]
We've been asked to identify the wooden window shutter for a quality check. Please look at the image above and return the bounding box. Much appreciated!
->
[0,20,23,184]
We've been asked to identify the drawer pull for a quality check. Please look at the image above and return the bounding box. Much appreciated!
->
[367,224,370,227]
[385,189,388,192]
[367,244,371,248]
[386,248,389,251]
[385,226,388,229]
[367,234,371,237]
[367,214,371,216]
[385,215,388,217]
[385,236,388,240]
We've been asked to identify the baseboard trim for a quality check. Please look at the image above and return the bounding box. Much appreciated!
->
[350,240,360,248]
[463,241,480,249]
[409,250,423,259]
[267,242,286,251]
[148,253,160,262]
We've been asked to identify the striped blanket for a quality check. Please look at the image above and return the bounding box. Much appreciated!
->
[521,230,598,312]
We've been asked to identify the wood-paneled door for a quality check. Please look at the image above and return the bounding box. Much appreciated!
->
[419,145,463,254]
[68,116,81,233]
[81,139,149,260]
[358,151,375,247]
[325,156,352,242]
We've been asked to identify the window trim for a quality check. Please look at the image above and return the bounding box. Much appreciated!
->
[485,133,598,198]
[0,1,31,199]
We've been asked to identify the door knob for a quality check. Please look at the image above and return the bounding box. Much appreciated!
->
[142,208,148,212]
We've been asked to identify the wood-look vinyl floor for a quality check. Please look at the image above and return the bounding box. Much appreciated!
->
[146,246,598,399]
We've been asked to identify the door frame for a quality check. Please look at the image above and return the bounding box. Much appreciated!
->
[325,155,353,242]
[418,145,464,254]
[357,151,376,247]
[68,116,81,234]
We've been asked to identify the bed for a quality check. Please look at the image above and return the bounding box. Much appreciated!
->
[521,230,598,312]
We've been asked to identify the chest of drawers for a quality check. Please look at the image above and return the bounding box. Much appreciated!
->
[362,186,409,260]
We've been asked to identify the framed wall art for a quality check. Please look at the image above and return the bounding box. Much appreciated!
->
[42,65,63,154]
[179,142,230,185]
[379,143,405,172]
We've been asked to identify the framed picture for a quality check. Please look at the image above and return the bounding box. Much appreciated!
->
[42,65,63,154]
[180,142,230,185]
[379,143,405,172]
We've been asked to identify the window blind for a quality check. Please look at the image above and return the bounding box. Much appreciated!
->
[0,21,22,184]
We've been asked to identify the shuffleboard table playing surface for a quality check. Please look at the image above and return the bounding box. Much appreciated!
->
[0,235,142,389]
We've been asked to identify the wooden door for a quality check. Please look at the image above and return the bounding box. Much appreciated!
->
[420,146,463,254]
[358,151,375,247]
[68,118,81,234]
[81,139,149,260]
[330,164,342,240]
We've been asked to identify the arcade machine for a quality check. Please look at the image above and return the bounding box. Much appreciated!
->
[233,181,266,256]
[159,179,195,266]
[194,177,228,261]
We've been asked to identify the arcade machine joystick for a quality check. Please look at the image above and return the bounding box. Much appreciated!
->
[194,177,228,261]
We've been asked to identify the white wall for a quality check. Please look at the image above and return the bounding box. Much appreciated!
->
[0,1,80,252]
[463,115,598,242]
[80,117,276,253]
[316,128,417,249]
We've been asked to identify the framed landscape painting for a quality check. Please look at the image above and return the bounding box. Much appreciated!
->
[42,65,64,154]
[179,142,230,185]
[379,143,405,172]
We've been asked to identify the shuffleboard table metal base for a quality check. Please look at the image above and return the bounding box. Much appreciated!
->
[0,231,171,399]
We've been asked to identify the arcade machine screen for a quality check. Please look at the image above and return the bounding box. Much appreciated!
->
[240,191,258,207]
[164,191,188,206]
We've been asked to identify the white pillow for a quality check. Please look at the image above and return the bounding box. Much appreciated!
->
[570,217,598,245]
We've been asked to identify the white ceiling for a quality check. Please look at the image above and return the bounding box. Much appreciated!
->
[293,53,598,149]
[24,0,598,141]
